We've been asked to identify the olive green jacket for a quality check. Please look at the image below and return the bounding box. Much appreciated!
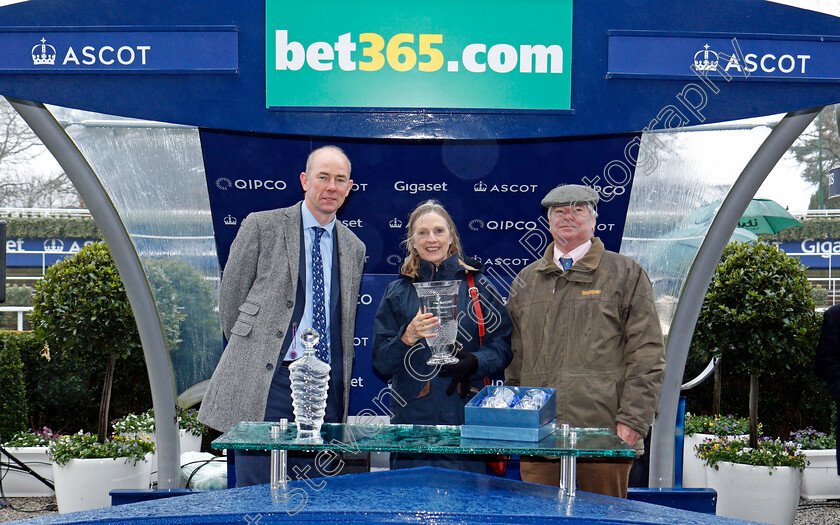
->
[505,238,665,453]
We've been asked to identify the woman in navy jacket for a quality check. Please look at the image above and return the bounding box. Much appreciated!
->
[372,200,513,473]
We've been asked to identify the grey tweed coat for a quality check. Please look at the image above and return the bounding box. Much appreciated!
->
[199,202,365,432]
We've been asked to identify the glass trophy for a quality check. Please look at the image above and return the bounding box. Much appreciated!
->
[288,328,330,443]
[412,280,460,366]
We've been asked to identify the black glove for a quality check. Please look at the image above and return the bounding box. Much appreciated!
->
[439,350,479,398]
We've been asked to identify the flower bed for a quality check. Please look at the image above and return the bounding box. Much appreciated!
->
[695,436,805,470]
[48,431,155,466]
[685,413,751,437]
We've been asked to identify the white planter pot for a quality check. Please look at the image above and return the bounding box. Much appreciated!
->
[0,446,54,497]
[705,461,802,525]
[681,433,748,488]
[52,454,152,513]
[801,449,840,500]
[682,433,712,488]
[179,429,202,454]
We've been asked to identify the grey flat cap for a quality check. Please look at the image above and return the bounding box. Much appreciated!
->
[541,184,599,208]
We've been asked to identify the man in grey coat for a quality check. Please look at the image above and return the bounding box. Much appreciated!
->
[199,145,366,486]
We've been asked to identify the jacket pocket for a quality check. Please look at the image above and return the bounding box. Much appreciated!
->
[230,320,253,337]
[238,301,260,316]
[570,296,622,369]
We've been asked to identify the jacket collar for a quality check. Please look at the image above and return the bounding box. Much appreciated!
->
[417,252,462,281]
[410,253,483,281]
[536,237,604,282]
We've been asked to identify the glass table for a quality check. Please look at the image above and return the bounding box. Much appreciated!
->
[212,421,635,497]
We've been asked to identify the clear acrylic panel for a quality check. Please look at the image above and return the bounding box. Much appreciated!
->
[620,116,783,338]
[46,104,222,401]
[214,421,636,458]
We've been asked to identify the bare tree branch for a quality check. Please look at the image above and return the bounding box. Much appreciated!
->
[0,97,81,208]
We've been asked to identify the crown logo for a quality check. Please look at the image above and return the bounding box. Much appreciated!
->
[389,217,403,229]
[43,238,64,252]
[693,44,719,72]
[224,215,237,226]
[31,38,56,66]
[474,181,487,192]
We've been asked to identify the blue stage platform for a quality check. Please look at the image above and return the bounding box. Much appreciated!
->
[17,468,748,524]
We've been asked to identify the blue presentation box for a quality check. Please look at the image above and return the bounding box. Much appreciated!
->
[461,386,557,442]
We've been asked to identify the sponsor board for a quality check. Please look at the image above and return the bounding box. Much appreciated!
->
[265,0,573,110]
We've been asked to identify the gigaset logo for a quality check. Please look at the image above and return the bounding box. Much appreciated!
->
[393,181,448,193]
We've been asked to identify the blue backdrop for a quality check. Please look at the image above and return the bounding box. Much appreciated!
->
[201,134,636,413]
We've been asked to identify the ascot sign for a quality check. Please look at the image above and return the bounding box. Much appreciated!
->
[0,27,238,73]
[607,31,840,82]
[265,0,573,110]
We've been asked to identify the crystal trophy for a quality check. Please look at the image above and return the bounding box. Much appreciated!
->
[288,328,331,443]
[412,280,460,366]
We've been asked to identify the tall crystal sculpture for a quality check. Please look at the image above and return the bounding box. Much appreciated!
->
[413,280,461,366]
[289,328,330,443]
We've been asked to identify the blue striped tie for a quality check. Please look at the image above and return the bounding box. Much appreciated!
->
[311,227,329,363]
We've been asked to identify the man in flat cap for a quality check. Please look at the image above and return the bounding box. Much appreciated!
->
[505,184,665,498]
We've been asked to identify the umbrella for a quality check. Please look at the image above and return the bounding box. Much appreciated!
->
[736,198,802,234]
[657,226,757,262]
[634,225,758,279]
[687,198,802,235]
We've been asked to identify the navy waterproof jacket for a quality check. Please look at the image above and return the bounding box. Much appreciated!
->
[372,253,513,428]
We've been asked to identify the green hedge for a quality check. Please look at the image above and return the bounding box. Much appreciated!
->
[6,330,151,435]
[12,330,99,434]
[0,332,28,439]
[4,217,100,239]
[761,218,840,241]
[3,285,34,306]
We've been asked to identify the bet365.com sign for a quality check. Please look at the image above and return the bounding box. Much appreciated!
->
[265,0,573,111]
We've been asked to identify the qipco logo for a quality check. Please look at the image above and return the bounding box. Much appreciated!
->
[216,177,288,191]
[485,220,539,231]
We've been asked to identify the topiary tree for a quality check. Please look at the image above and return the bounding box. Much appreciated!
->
[30,242,141,442]
[692,241,817,447]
